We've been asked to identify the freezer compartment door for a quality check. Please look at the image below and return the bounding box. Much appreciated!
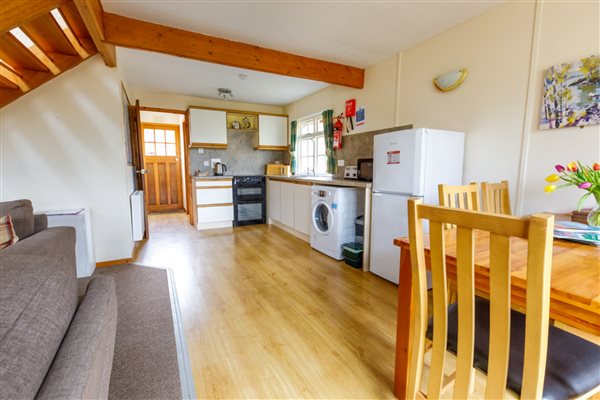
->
[373,129,426,195]
[370,193,411,284]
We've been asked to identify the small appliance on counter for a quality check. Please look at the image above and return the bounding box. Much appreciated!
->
[214,162,227,176]
[265,164,291,176]
[356,158,373,181]
[344,166,358,179]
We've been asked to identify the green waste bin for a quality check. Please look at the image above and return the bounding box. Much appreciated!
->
[342,242,363,269]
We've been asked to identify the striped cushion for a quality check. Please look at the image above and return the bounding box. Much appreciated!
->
[0,215,19,249]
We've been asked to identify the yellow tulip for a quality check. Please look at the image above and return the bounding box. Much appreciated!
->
[544,185,556,193]
[545,174,560,182]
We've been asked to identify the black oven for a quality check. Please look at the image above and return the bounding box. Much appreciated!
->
[232,176,266,226]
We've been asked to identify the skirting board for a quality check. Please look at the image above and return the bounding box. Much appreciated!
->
[96,258,133,268]
[269,220,310,243]
[166,268,196,399]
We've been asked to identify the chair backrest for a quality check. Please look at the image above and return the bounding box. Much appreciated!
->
[438,184,481,229]
[481,180,512,215]
[406,198,554,400]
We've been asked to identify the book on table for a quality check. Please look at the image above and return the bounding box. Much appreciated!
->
[553,221,600,246]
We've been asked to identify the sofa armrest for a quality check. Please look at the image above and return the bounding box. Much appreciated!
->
[34,214,48,233]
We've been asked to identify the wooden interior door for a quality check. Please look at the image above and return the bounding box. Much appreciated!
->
[142,123,183,212]
[129,101,149,238]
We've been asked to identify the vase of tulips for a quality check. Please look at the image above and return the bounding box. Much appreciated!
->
[545,161,600,227]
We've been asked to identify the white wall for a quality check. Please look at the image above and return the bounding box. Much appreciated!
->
[133,89,284,114]
[0,55,134,262]
[285,54,399,131]
[285,0,599,215]
[519,1,600,214]
[397,1,536,209]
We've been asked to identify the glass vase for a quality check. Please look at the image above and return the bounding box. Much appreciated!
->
[587,193,600,228]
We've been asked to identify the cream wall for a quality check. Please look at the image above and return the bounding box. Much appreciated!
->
[0,55,134,262]
[285,54,399,132]
[286,0,599,215]
[519,1,600,214]
[397,1,535,210]
[133,89,284,114]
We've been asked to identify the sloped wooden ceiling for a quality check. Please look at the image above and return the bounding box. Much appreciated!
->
[0,0,98,107]
[0,0,364,108]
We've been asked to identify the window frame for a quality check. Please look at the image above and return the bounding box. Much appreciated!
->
[296,114,329,176]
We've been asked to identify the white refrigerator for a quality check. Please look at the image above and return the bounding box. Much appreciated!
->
[370,128,465,284]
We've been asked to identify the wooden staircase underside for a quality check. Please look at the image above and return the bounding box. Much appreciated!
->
[0,1,98,108]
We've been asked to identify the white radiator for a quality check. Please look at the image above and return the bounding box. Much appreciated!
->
[130,190,145,241]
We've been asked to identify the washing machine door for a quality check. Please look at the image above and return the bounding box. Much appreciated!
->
[312,201,333,235]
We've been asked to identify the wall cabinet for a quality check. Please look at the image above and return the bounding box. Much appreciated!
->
[293,184,311,235]
[189,108,227,148]
[257,115,288,150]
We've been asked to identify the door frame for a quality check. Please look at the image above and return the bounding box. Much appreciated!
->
[141,122,184,212]
[134,105,192,225]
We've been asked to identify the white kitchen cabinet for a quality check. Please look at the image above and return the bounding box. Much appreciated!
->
[257,115,288,150]
[189,107,227,148]
[194,178,233,230]
[268,180,281,222]
[293,184,311,235]
[280,182,295,228]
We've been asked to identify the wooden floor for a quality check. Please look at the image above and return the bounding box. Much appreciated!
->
[134,212,399,399]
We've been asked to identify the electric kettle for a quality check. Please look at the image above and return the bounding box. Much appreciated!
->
[214,162,227,176]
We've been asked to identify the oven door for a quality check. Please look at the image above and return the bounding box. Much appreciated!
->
[234,186,263,200]
[234,200,265,226]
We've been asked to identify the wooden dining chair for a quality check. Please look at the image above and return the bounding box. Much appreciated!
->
[406,199,600,399]
[438,183,480,230]
[480,180,511,215]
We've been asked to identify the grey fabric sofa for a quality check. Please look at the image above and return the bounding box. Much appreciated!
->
[0,200,117,400]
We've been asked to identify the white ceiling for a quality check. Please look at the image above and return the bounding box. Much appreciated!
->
[107,0,502,105]
[117,47,329,105]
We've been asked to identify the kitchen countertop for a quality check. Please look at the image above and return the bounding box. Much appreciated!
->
[193,175,233,180]
[267,175,372,189]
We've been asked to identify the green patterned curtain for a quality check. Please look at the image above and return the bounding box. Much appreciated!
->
[322,109,336,174]
[289,120,297,174]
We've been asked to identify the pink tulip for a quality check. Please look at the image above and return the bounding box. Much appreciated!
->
[555,164,565,173]
[578,182,592,189]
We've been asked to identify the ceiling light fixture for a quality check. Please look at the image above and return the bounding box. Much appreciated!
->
[217,88,234,100]
[238,74,248,80]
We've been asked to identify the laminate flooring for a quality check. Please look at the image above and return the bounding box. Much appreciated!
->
[134,212,399,399]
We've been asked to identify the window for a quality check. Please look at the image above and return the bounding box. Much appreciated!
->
[297,115,328,175]
[143,127,177,156]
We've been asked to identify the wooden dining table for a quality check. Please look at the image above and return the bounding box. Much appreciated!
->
[392,230,600,399]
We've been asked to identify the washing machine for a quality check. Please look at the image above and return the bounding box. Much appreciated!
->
[310,185,363,260]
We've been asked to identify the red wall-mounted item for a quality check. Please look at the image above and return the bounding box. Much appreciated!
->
[345,99,356,117]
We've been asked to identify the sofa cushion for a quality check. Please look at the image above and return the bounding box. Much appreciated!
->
[37,276,117,400]
[0,199,35,240]
[0,215,19,250]
[0,228,77,400]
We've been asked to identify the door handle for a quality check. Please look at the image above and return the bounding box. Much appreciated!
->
[137,169,150,175]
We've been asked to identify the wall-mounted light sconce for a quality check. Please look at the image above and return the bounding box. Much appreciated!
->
[433,69,468,92]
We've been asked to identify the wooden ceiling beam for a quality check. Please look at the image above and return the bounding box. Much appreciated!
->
[103,12,365,89]
[73,0,115,67]
[0,0,70,35]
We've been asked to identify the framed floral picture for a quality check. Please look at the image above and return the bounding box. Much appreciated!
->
[540,55,599,129]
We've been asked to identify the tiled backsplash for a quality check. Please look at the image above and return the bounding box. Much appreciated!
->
[333,125,412,177]
[190,130,287,176]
